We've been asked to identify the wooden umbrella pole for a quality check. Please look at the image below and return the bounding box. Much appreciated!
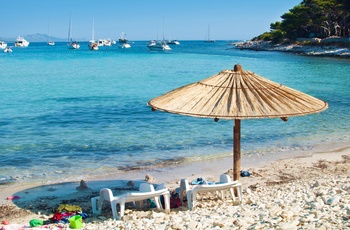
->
[233,119,241,181]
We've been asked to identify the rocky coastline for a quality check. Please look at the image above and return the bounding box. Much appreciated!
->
[233,40,350,58]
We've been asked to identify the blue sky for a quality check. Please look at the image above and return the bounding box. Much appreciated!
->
[3,0,302,41]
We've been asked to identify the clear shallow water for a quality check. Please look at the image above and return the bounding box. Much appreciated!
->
[0,41,349,183]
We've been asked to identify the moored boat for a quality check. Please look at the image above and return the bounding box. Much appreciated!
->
[119,43,131,49]
[47,21,55,46]
[147,40,171,51]
[167,40,180,45]
[89,41,98,50]
[97,39,112,47]
[14,36,29,47]
[4,47,13,53]
[67,13,80,49]
[204,25,215,43]
[0,41,7,49]
[88,18,98,51]
[68,42,80,49]
[119,32,129,43]
[148,40,156,46]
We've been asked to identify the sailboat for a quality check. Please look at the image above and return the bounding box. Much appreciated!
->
[147,17,171,51]
[47,21,55,46]
[204,24,215,43]
[67,13,80,49]
[118,32,128,43]
[118,32,131,48]
[88,18,98,51]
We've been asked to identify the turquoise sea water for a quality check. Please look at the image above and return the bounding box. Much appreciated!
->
[1,41,349,184]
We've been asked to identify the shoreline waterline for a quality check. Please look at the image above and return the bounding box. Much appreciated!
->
[1,138,349,206]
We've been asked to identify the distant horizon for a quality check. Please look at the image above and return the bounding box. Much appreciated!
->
[0,33,247,43]
[2,0,302,41]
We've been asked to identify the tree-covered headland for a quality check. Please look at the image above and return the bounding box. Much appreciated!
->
[253,0,350,45]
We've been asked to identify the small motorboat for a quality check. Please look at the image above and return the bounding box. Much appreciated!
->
[119,43,131,49]
[0,41,7,49]
[4,47,13,53]
[167,40,180,45]
[88,41,99,50]
[68,41,80,49]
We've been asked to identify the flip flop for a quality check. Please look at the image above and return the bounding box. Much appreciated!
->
[240,170,251,177]
[6,196,20,200]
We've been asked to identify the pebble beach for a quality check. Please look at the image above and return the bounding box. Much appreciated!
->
[1,39,349,230]
[1,145,349,230]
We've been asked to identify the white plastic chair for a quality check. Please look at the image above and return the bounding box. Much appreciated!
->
[180,174,242,210]
[91,183,170,219]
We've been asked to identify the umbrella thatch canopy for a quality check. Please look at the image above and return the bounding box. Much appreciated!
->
[148,64,328,180]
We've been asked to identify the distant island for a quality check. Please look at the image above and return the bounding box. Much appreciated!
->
[236,0,350,58]
[0,33,86,43]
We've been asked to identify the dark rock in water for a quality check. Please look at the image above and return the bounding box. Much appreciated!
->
[127,180,134,186]
[76,180,89,191]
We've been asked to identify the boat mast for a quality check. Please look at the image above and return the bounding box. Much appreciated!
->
[208,24,210,41]
[162,16,165,41]
[48,20,50,43]
[68,12,72,42]
[92,17,95,41]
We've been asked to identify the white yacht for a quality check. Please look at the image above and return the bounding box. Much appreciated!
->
[148,40,156,46]
[14,36,29,47]
[119,43,131,49]
[147,40,171,51]
[97,39,105,46]
[0,41,7,49]
[97,39,112,47]
[167,40,180,45]
[89,42,98,50]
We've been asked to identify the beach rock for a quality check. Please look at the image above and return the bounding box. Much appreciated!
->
[127,180,134,186]
[76,180,89,191]
[311,181,319,188]
[187,221,198,229]
[281,210,294,221]
[281,220,300,229]
[145,174,155,182]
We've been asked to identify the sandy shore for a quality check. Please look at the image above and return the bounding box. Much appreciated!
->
[1,143,350,229]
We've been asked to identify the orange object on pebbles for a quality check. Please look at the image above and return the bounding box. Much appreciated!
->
[2,220,9,225]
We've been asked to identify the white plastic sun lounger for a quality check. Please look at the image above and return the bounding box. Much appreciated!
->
[91,183,170,220]
[180,174,242,210]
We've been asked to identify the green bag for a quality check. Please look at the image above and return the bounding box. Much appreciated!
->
[29,219,44,227]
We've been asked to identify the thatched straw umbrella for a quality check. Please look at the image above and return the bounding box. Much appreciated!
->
[148,64,328,180]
